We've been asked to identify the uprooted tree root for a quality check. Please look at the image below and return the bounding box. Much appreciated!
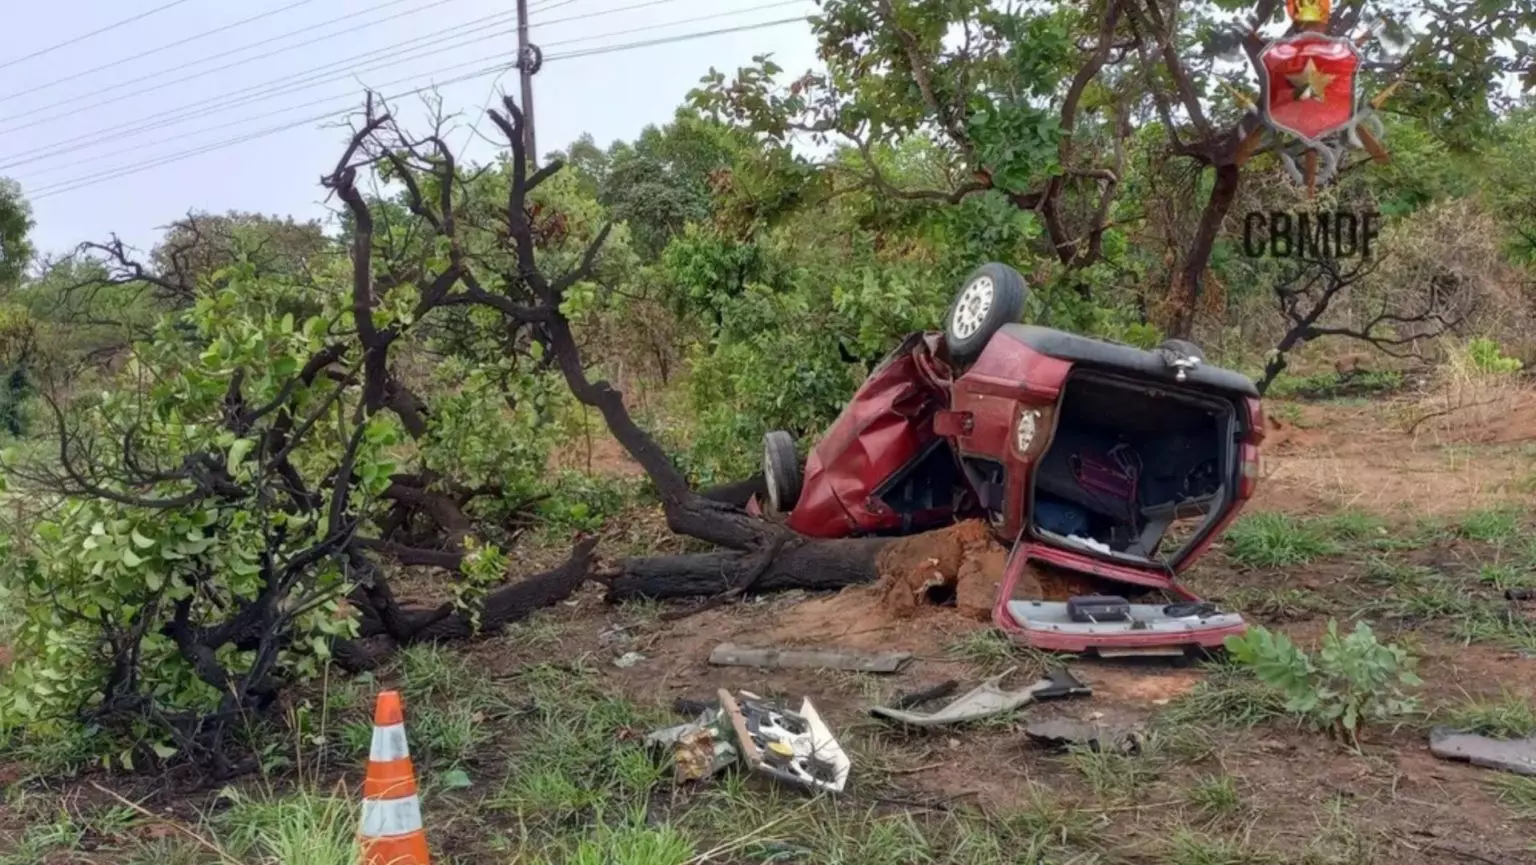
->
[873,520,1005,621]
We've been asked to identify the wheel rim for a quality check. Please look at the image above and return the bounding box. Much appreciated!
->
[763,449,781,511]
[951,276,995,340]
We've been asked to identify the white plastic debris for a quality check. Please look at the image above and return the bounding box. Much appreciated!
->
[1068,534,1113,554]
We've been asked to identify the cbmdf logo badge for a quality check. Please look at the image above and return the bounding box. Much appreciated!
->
[1231,0,1399,194]
[1235,0,1401,257]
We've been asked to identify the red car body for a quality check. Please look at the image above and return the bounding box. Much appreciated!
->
[774,324,1267,654]
[787,333,966,538]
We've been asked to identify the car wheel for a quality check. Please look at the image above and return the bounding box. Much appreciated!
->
[762,430,802,514]
[945,262,1028,365]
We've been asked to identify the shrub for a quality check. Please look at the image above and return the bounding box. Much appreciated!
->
[1467,337,1523,374]
[1224,621,1422,744]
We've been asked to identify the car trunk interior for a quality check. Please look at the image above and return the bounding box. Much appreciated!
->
[1030,371,1234,564]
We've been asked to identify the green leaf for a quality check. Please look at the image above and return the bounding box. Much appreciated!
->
[227,438,255,474]
[131,530,156,549]
[151,743,178,760]
[439,768,473,789]
[121,548,144,568]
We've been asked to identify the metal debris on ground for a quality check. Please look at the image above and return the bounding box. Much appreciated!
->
[644,690,851,793]
[613,651,646,668]
[1025,718,1142,754]
[1429,727,1536,776]
[708,643,913,673]
[889,680,960,710]
[869,667,1090,727]
[719,688,851,793]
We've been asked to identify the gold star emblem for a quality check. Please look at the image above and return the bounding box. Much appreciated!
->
[1286,59,1335,102]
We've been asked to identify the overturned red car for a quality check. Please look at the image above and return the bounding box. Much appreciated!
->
[757,263,1265,656]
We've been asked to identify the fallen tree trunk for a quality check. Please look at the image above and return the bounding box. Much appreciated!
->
[409,537,597,642]
[605,536,892,601]
[336,538,597,670]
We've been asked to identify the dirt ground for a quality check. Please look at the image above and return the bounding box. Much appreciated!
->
[581,393,1535,861]
[4,393,1536,864]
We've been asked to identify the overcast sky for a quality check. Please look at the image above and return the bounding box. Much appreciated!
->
[0,0,822,257]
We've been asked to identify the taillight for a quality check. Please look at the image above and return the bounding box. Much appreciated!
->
[1239,444,1261,498]
[1245,398,1266,444]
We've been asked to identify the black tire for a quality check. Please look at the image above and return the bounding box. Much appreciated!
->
[944,262,1028,365]
[762,431,802,514]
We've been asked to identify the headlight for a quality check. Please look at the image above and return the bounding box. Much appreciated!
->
[1015,409,1040,454]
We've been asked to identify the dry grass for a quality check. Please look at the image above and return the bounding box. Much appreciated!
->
[1258,359,1536,517]
[1393,337,1533,443]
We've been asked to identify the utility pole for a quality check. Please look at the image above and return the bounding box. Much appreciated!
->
[515,0,539,166]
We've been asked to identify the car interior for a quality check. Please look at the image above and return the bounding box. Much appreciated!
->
[871,438,977,533]
[1029,371,1235,563]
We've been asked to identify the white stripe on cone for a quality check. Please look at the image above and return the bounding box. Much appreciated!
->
[370,723,411,761]
[360,794,425,837]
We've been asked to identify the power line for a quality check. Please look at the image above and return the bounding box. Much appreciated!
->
[13,48,516,183]
[531,0,692,31]
[0,0,701,140]
[0,15,523,167]
[0,0,464,129]
[1,28,519,176]
[545,15,809,61]
[538,1,810,51]
[0,0,200,73]
[5,2,798,173]
[26,60,517,201]
[22,15,811,199]
[0,0,327,106]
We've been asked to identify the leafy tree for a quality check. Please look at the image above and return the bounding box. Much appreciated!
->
[0,179,34,289]
[0,99,627,774]
[147,211,333,298]
[546,132,611,197]
[600,114,738,261]
[687,0,1535,339]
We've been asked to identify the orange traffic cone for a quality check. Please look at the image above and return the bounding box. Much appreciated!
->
[358,690,430,865]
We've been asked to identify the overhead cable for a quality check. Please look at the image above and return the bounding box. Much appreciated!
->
[0,15,523,166]
[26,59,517,200]
[538,0,810,51]
[0,0,327,106]
[13,49,517,182]
[23,15,812,199]
[544,15,810,61]
[0,0,699,136]
[0,0,200,72]
[0,0,464,129]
